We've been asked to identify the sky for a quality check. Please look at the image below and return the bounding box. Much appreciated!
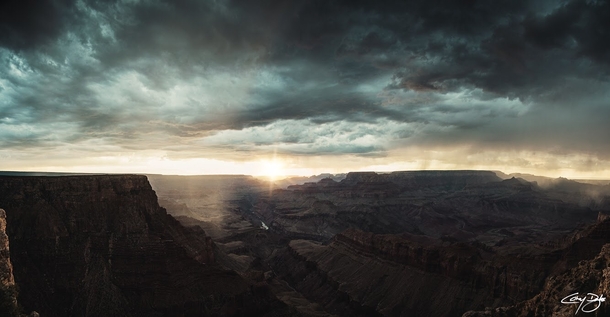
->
[1,0,610,178]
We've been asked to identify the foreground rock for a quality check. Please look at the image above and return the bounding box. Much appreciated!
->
[0,209,18,316]
[464,218,610,317]
[463,244,610,316]
[0,175,290,317]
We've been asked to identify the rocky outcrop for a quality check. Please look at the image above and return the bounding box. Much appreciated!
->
[464,243,610,317]
[0,175,289,317]
[271,229,557,316]
[333,229,561,301]
[272,237,505,316]
[0,209,18,317]
[271,217,610,317]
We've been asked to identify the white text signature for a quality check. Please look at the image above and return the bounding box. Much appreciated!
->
[561,293,606,314]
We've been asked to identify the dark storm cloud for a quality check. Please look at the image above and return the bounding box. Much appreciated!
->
[523,0,610,62]
[1,0,610,166]
[387,0,610,100]
[0,0,77,50]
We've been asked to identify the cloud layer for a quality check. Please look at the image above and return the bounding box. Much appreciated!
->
[1,0,610,176]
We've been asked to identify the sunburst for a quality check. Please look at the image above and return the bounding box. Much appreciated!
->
[260,159,286,181]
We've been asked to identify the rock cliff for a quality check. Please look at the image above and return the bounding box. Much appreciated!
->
[464,245,610,316]
[271,221,610,316]
[271,228,552,316]
[464,218,610,316]
[0,208,18,317]
[0,175,289,317]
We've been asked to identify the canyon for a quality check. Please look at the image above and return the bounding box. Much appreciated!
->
[148,171,610,316]
[0,171,608,316]
[0,175,290,317]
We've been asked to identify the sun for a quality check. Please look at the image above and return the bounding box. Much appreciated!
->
[259,159,286,181]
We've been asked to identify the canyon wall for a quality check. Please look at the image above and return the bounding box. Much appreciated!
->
[0,175,288,317]
[0,208,18,317]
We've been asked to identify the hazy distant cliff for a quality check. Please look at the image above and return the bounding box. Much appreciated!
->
[0,175,289,317]
[341,170,501,188]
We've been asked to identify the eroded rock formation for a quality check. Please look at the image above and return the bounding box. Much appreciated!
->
[464,218,610,317]
[0,208,18,317]
[0,175,289,317]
